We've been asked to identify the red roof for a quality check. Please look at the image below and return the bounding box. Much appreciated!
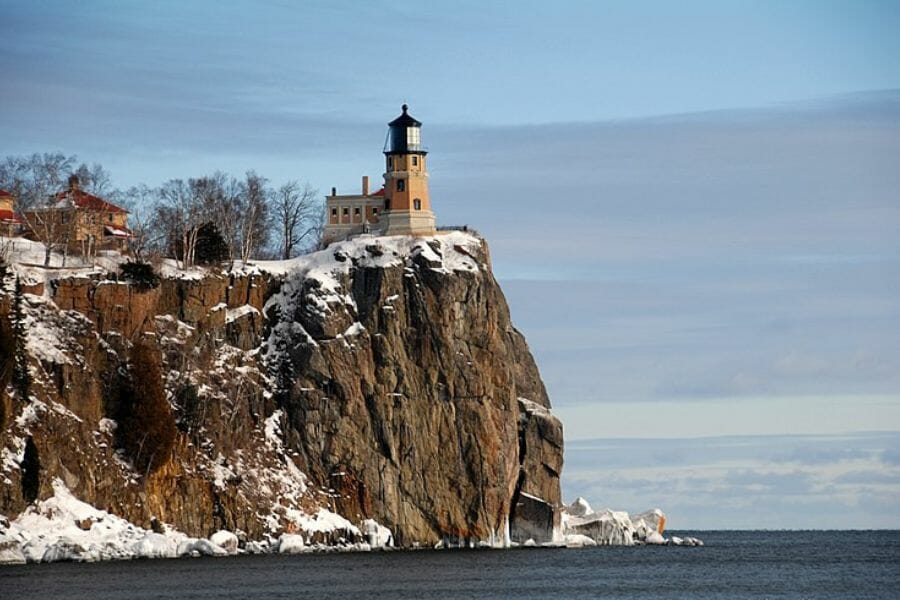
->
[0,189,12,199]
[0,208,23,223]
[371,187,385,197]
[55,189,128,214]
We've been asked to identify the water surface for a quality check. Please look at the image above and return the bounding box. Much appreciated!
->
[2,531,899,599]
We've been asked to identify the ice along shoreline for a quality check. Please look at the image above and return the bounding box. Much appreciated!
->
[0,479,701,565]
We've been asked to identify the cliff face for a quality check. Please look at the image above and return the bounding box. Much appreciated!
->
[0,232,562,547]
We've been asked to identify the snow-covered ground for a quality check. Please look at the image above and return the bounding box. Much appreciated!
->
[0,236,126,292]
[1,230,482,288]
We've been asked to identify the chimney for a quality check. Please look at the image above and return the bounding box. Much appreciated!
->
[68,174,80,191]
[362,176,369,196]
[331,186,337,196]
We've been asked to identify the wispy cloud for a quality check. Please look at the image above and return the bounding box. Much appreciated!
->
[564,432,900,529]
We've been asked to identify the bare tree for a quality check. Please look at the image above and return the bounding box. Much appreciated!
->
[73,162,114,197]
[272,181,319,259]
[152,179,203,268]
[191,173,243,262]
[121,184,157,262]
[0,153,76,266]
[239,171,271,263]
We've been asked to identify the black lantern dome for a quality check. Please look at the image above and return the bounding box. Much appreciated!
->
[384,104,426,155]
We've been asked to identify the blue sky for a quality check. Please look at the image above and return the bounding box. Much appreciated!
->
[2,0,899,528]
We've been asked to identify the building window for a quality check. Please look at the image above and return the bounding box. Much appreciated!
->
[372,207,378,215]
[331,208,337,216]
[412,156,418,166]
[354,207,360,215]
[108,213,114,222]
[387,157,393,169]
[343,207,349,216]
[396,179,405,192]
[414,198,422,210]
[384,199,391,210]
[406,127,420,147]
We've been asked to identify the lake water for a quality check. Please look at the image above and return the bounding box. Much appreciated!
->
[2,531,899,599]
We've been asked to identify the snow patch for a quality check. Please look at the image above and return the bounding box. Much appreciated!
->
[225,304,259,323]
[1,479,189,562]
[209,530,239,554]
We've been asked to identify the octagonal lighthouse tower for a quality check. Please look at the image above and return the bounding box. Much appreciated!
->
[380,104,436,237]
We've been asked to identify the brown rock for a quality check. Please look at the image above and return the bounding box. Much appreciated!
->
[268,235,563,545]
[0,235,562,548]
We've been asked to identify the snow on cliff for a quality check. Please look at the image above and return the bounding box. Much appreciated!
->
[261,231,481,322]
[0,479,394,564]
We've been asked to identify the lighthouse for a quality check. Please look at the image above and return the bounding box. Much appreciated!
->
[379,104,436,237]
[322,104,437,245]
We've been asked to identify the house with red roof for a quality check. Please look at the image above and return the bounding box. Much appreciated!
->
[23,175,131,256]
[0,188,25,236]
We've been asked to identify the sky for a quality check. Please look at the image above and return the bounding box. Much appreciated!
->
[2,0,899,529]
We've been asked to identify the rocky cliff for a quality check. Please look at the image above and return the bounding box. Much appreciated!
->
[0,232,563,548]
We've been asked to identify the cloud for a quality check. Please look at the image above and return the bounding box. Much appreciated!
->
[563,433,900,529]
[4,6,894,422]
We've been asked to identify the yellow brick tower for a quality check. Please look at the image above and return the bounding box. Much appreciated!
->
[380,104,436,236]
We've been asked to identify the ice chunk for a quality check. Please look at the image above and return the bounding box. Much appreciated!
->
[0,542,26,565]
[565,508,636,546]
[277,534,306,554]
[559,496,693,547]
[632,508,666,536]
[566,497,593,517]
[176,538,227,557]
[132,533,177,559]
[361,519,394,549]
[644,531,667,545]
[209,530,239,554]
[41,538,89,562]
[564,534,598,548]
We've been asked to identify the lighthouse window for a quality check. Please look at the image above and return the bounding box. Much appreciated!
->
[387,157,393,169]
[412,156,418,166]
[396,179,405,192]
[414,198,422,210]
[407,127,420,147]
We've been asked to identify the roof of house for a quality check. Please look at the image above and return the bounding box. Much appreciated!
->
[0,189,13,199]
[371,187,385,197]
[0,208,23,223]
[54,188,128,214]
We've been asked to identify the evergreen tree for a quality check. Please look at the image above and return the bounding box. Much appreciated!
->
[194,222,229,265]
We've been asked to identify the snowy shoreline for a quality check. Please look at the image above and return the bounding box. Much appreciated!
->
[0,479,394,565]
[1,480,701,566]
